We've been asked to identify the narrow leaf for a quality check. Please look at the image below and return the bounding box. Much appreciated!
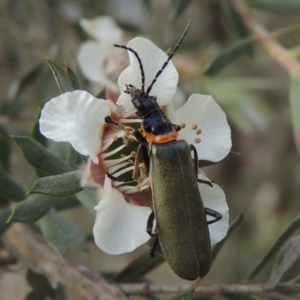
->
[170,289,194,300]
[269,236,300,287]
[64,62,80,90]
[46,59,73,93]
[171,0,192,19]
[0,209,12,235]
[39,209,87,254]
[212,213,244,262]
[223,294,257,300]
[221,1,250,40]
[248,214,300,280]
[290,76,300,153]
[0,166,25,202]
[0,125,11,171]
[30,108,47,147]
[205,36,254,75]
[28,171,82,198]
[248,1,300,13]
[113,249,165,282]
[13,136,69,175]
[8,194,58,222]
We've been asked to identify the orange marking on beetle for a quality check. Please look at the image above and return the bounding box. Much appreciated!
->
[145,129,178,144]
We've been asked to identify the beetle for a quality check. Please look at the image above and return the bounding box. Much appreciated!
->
[105,20,222,280]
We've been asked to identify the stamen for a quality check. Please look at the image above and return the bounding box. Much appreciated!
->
[196,128,202,135]
[112,165,134,178]
[102,144,126,158]
[191,124,198,130]
[194,138,201,143]
[107,162,131,174]
[180,122,186,129]
[103,154,132,167]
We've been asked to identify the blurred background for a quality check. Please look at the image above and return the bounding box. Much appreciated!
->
[1,0,300,299]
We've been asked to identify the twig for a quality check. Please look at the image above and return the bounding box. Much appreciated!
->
[2,223,128,300]
[119,282,300,295]
[230,0,300,77]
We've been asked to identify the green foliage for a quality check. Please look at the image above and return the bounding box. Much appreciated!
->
[28,171,82,197]
[0,125,11,171]
[0,166,25,202]
[13,136,70,176]
[46,59,80,93]
[39,209,87,254]
[269,236,300,287]
[170,290,194,300]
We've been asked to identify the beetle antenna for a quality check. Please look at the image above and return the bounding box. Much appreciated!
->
[146,19,191,95]
[114,44,145,93]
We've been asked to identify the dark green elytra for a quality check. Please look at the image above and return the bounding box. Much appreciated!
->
[150,140,211,280]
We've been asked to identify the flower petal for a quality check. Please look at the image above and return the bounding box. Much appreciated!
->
[79,16,122,43]
[39,90,110,164]
[117,37,178,112]
[174,94,232,162]
[77,41,119,92]
[198,174,229,245]
[93,176,152,254]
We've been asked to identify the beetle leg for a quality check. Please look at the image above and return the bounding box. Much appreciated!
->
[205,208,222,224]
[146,211,157,237]
[197,178,214,187]
[149,238,159,258]
[172,124,181,132]
[133,142,150,179]
[190,144,199,177]
[147,212,159,258]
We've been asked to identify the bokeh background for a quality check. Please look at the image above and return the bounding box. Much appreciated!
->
[1,0,300,299]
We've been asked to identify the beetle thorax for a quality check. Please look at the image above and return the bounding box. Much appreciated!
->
[125,84,159,117]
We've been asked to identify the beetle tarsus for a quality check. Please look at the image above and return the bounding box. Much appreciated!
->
[205,208,222,225]
[149,237,159,258]
[198,178,214,187]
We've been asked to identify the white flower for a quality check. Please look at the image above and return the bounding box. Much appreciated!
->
[39,36,232,256]
[77,16,128,93]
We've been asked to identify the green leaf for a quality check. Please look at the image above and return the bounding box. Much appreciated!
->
[113,249,165,282]
[8,194,58,222]
[269,236,300,287]
[205,36,254,75]
[223,294,258,300]
[46,59,80,93]
[170,289,194,300]
[0,125,11,171]
[248,214,300,280]
[212,213,244,262]
[54,196,81,211]
[28,171,82,198]
[13,136,69,176]
[65,63,80,90]
[290,76,300,153]
[39,209,87,254]
[30,108,47,147]
[0,166,25,202]
[170,0,192,19]
[96,88,106,99]
[66,145,83,168]
[26,268,54,299]
[221,1,251,40]
[0,209,12,235]
[76,188,98,214]
[248,1,300,13]
[46,59,73,93]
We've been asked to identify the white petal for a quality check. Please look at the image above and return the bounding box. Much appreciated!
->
[39,90,110,164]
[117,37,178,112]
[174,94,232,162]
[198,174,229,245]
[77,41,119,92]
[79,16,122,43]
[93,176,152,254]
